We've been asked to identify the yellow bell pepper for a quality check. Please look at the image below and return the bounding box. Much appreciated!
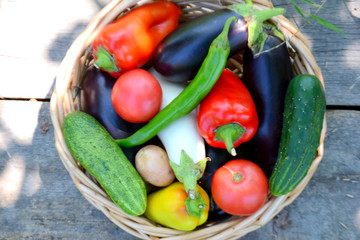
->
[144,182,210,231]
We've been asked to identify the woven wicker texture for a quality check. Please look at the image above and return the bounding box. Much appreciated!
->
[50,0,327,239]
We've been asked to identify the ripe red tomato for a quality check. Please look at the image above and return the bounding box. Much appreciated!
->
[211,159,269,216]
[111,69,162,123]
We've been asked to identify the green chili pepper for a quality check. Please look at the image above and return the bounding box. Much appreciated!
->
[115,16,237,148]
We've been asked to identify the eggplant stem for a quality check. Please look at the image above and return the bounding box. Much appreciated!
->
[227,3,285,54]
[169,153,210,218]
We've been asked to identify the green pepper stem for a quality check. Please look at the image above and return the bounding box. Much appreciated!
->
[213,16,237,50]
[184,192,207,219]
[94,46,119,73]
[214,123,246,156]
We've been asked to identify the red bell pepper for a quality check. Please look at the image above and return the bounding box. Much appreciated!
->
[92,1,181,78]
[197,69,259,156]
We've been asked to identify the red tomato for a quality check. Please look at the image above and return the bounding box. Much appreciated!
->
[211,159,269,216]
[111,69,162,123]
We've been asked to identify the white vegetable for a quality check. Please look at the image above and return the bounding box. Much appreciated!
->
[148,68,206,166]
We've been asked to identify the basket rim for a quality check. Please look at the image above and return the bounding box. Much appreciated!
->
[50,0,327,239]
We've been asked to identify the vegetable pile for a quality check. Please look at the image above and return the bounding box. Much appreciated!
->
[63,0,326,231]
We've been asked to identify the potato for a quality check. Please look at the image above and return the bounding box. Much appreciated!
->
[135,145,175,187]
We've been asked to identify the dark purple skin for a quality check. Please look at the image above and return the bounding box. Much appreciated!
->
[153,9,248,82]
[235,31,295,178]
[80,65,160,164]
[198,143,232,222]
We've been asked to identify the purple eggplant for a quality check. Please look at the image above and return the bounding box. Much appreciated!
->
[152,4,285,83]
[153,9,248,82]
[198,143,232,222]
[80,65,160,163]
[236,26,294,177]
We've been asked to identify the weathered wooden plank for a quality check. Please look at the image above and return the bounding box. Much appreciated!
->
[1,101,359,239]
[242,109,360,240]
[1,0,359,239]
[0,0,107,99]
[272,0,360,106]
[0,100,138,240]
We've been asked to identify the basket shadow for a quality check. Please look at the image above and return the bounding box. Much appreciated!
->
[28,0,360,239]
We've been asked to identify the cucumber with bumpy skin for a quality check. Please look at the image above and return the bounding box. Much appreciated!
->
[63,111,146,215]
[269,74,326,196]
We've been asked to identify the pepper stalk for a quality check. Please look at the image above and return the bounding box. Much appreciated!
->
[169,16,237,218]
[214,123,246,156]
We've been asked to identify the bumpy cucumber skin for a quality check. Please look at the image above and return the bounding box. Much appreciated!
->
[63,111,146,215]
[269,74,326,196]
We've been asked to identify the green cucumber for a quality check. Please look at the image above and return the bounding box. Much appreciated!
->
[63,111,146,215]
[269,74,326,196]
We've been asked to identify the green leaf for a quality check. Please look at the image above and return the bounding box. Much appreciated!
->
[299,0,314,4]
[287,0,345,34]
[294,5,311,24]
[289,0,312,24]
[309,14,345,34]
[299,0,324,9]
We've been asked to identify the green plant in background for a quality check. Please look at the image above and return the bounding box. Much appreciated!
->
[288,0,345,33]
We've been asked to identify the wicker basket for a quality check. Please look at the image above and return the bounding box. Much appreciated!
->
[50,0,327,239]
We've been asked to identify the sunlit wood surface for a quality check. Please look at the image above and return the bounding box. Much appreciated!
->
[0,0,359,239]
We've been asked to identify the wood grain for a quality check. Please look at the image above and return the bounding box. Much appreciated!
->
[272,0,360,106]
[0,0,359,105]
[0,0,359,239]
[1,101,359,239]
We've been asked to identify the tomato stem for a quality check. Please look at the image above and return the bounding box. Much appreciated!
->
[223,165,244,182]
[232,172,244,182]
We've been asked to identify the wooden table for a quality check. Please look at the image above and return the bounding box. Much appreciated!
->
[1,0,359,239]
